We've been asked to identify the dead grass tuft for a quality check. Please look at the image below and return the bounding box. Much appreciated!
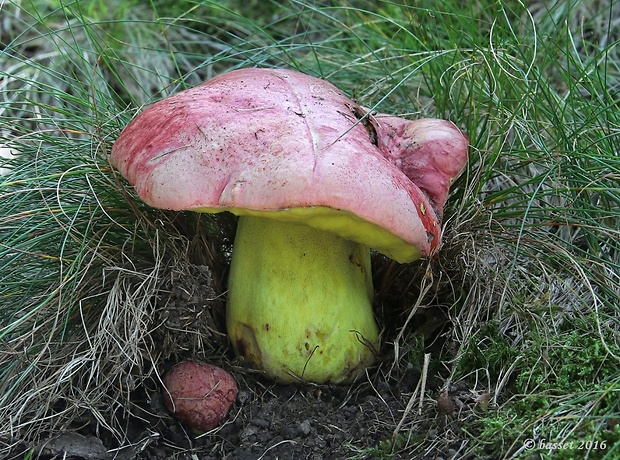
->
[0,198,233,456]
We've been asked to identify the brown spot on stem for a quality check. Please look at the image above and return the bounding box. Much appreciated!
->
[233,323,262,366]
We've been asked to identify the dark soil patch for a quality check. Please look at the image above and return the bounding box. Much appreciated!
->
[17,360,486,460]
[129,367,422,460]
[24,373,412,460]
[7,258,482,460]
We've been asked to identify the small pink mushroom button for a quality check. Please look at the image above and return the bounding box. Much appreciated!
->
[162,361,238,432]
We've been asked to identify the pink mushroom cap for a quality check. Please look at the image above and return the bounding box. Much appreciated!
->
[162,361,238,432]
[111,68,468,262]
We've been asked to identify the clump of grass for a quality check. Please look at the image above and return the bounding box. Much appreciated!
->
[0,0,237,453]
[1,0,619,458]
[404,0,620,458]
[343,0,619,458]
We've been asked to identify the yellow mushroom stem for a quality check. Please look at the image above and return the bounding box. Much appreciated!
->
[226,215,379,384]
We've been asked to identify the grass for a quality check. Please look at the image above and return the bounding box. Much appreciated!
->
[1,0,619,458]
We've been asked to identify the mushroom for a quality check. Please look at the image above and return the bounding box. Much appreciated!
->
[162,360,238,432]
[111,68,468,384]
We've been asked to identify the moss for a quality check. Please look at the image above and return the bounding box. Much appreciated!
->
[460,316,620,459]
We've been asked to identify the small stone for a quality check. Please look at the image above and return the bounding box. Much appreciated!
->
[237,390,251,405]
[298,420,312,436]
[239,425,258,442]
[252,418,270,429]
[437,389,455,415]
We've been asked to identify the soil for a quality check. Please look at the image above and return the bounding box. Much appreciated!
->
[25,364,483,460]
[9,258,484,460]
[130,367,425,460]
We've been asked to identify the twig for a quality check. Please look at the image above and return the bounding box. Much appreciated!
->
[418,353,431,415]
[391,353,431,442]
